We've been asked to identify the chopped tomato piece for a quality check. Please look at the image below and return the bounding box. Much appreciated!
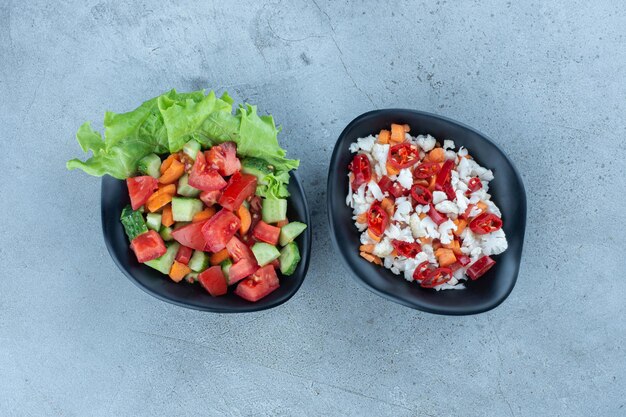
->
[201,209,241,252]
[175,245,193,265]
[198,266,228,296]
[199,190,222,207]
[126,176,158,210]
[206,142,241,176]
[226,236,254,262]
[188,152,227,191]
[171,220,209,251]
[130,230,167,263]
[218,173,257,211]
[466,256,496,280]
[348,154,371,189]
[228,258,259,285]
[252,221,281,246]
[235,265,279,302]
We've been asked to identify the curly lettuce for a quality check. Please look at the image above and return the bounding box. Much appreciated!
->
[67,89,299,179]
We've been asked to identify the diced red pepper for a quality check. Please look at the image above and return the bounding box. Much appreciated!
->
[428,204,448,225]
[391,240,422,258]
[434,159,454,191]
[388,143,420,170]
[413,261,431,281]
[467,177,482,193]
[469,213,503,234]
[349,154,372,189]
[457,254,471,266]
[367,203,389,237]
[410,184,432,205]
[413,162,441,179]
[420,267,452,288]
[466,256,496,280]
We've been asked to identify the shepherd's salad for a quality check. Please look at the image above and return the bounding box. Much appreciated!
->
[68,90,306,302]
[346,123,507,290]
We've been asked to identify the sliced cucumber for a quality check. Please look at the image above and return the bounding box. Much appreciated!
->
[171,197,204,222]
[251,242,280,267]
[261,198,287,224]
[177,174,201,197]
[183,139,201,160]
[160,226,174,241]
[137,153,161,178]
[221,259,233,283]
[241,157,273,184]
[279,242,301,276]
[188,250,210,272]
[145,242,180,274]
[146,213,162,231]
[184,272,199,284]
[120,205,148,241]
[279,222,307,246]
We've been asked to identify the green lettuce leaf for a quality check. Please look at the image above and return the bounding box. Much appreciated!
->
[256,170,291,199]
[67,89,299,179]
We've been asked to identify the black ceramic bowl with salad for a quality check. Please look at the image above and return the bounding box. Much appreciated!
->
[68,89,311,312]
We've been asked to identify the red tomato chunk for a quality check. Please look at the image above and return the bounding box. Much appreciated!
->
[130,230,167,263]
[126,176,158,210]
[228,258,259,285]
[235,265,280,302]
[171,220,210,251]
[199,266,228,297]
[206,142,241,176]
[201,209,241,252]
[252,221,281,246]
[189,152,227,191]
[175,245,193,265]
[218,173,257,211]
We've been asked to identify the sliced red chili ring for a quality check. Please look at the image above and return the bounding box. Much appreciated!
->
[378,175,408,198]
[388,143,420,170]
[348,154,372,189]
[413,261,431,281]
[442,182,456,201]
[467,177,482,192]
[391,240,422,258]
[413,162,441,179]
[466,256,496,280]
[420,267,453,288]
[410,184,432,205]
[469,212,502,234]
[428,204,448,225]
[367,203,389,237]
[434,159,455,191]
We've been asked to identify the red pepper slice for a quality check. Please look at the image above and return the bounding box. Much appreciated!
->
[388,143,420,170]
[442,182,456,201]
[413,261,431,281]
[349,154,372,189]
[378,176,408,198]
[434,159,455,191]
[469,212,503,234]
[466,256,496,280]
[391,240,422,258]
[457,254,471,266]
[428,204,448,225]
[420,267,453,288]
[467,177,482,192]
[413,162,441,179]
[367,203,389,237]
[410,184,433,205]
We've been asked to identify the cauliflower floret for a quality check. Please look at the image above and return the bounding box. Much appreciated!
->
[455,190,469,213]
[457,157,471,179]
[461,229,480,253]
[455,179,468,192]
[373,237,394,257]
[368,180,384,201]
[409,213,426,238]
[346,175,354,207]
[397,169,413,190]
[435,200,459,215]
[443,139,455,150]
[485,200,502,217]
[445,150,457,161]
[438,219,457,244]
[349,142,360,153]
[371,143,389,177]
[356,135,376,152]
[393,197,413,223]
[421,216,440,240]
[481,229,508,255]
[432,191,447,205]
[457,147,468,157]
[353,184,367,205]
[468,205,482,217]
[385,223,414,242]
[478,168,494,181]
[416,134,436,152]
[360,231,376,245]
[421,243,437,264]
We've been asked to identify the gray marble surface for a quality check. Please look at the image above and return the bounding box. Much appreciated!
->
[1,1,625,416]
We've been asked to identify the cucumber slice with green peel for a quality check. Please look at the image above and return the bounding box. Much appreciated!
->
[188,250,210,272]
[183,139,201,160]
[171,197,204,222]
[137,153,161,178]
[160,226,174,241]
[177,174,201,197]
[241,157,273,184]
[145,242,180,274]
[120,205,148,241]
[279,242,301,276]
[251,242,281,266]
[279,222,307,246]
[146,213,162,231]
[261,198,287,224]
[184,272,199,284]
[221,259,233,282]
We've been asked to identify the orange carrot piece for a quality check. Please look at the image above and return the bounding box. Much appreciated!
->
[390,123,405,143]
[453,219,467,236]
[477,201,488,212]
[210,249,230,266]
[193,207,216,223]
[386,161,400,176]
[146,187,175,212]
[237,205,252,234]
[160,154,179,174]
[419,237,432,245]
[359,244,375,253]
[378,129,390,144]
[381,197,395,217]
[367,229,382,242]
[161,204,174,227]
[360,251,382,265]
[443,239,463,256]
[169,260,191,283]
[435,248,457,267]
[418,213,427,220]
[428,148,445,163]
[356,213,368,224]
[432,240,442,251]
[158,159,185,185]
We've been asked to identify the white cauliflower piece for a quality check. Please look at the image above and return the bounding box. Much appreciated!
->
[468,205,482,217]
[349,142,359,153]
[416,134,436,152]
[409,213,426,238]
[445,150,457,161]
[421,216,440,240]
[368,180,384,201]
[478,168,494,181]
[443,139,455,150]
[360,232,376,245]
[481,229,508,255]
[371,144,389,176]
[485,200,502,217]
[356,135,376,152]
[435,200,459,215]
[455,190,469,213]
[438,219,457,244]
[457,147,468,157]
[432,191,447,205]
[457,157,471,179]
[393,197,413,223]
[373,238,394,257]
[385,223,414,242]
[421,243,437,264]
[346,175,354,207]
[397,169,413,190]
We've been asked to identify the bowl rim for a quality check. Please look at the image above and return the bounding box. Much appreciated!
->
[101,170,312,313]
[327,108,526,315]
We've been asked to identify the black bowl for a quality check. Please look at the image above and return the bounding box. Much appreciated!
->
[102,171,311,313]
[327,109,526,315]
